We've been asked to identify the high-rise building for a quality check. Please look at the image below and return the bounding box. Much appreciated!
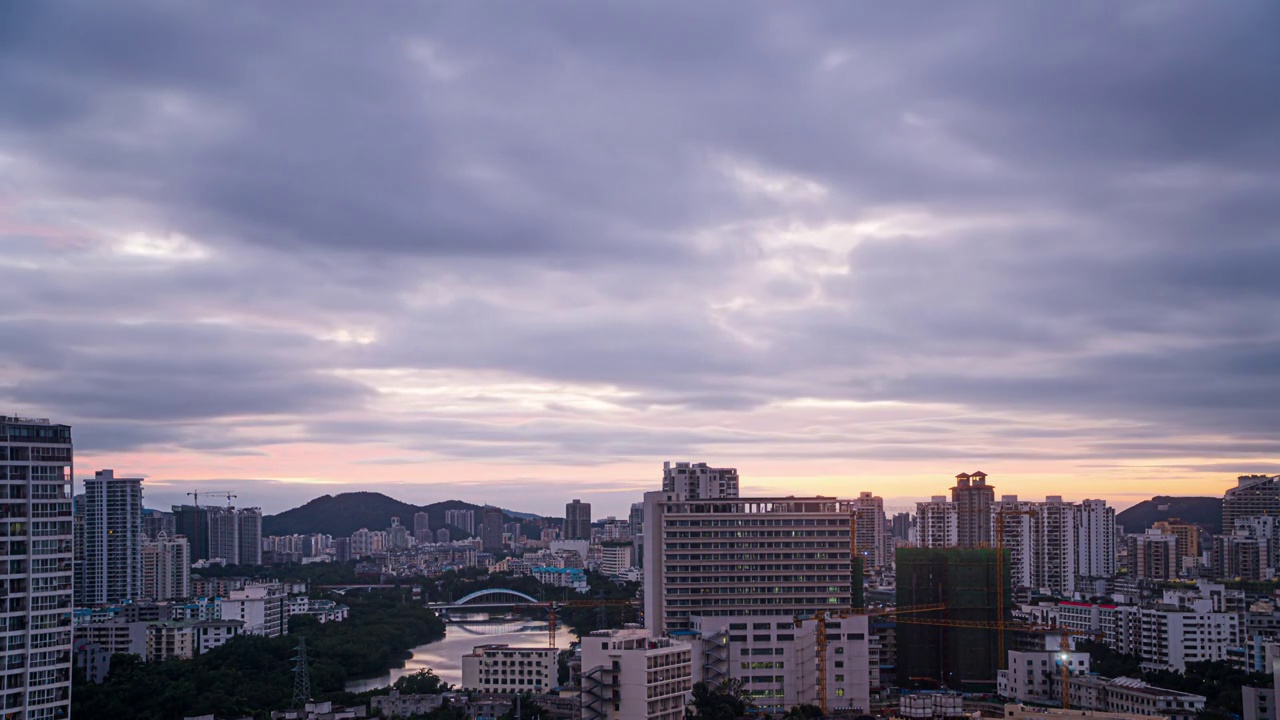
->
[481,507,505,552]
[387,517,410,550]
[1077,499,1119,581]
[142,508,176,540]
[641,491,871,713]
[661,461,739,499]
[84,469,145,605]
[1224,475,1280,529]
[629,501,645,568]
[237,507,263,565]
[444,508,475,535]
[642,493,861,633]
[853,491,890,571]
[1,416,74,719]
[891,511,914,542]
[916,496,958,548]
[952,471,995,548]
[1128,530,1179,581]
[173,504,211,561]
[208,506,240,564]
[141,533,192,601]
[413,511,431,543]
[1212,533,1270,581]
[565,499,591,541]
[896,547,1011,690]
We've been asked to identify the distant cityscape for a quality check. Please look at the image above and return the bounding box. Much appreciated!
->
[8,415,1280,720]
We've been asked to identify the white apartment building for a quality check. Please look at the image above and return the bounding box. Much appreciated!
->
[1055,600,1241,672]
[1128,531,1179,581]
[532,566,589,593]
[990,496,1078,597]
[853,492,890,571]
[220,584,289,637]
[601,543,634,577]
[1077,499,1118,581]
[287,597,350,624]
[84,469,145,605]
[445,508,476,535]
[145,619,243,662]
[2,417,74,720]
[916,496,959,548]
[141,532,191,601]
[998,649,1091,704]
[691,614,872,715]
[581,629,692,720]
[461,644,556,692]
[642,493,862,632]
[661,461,739,500]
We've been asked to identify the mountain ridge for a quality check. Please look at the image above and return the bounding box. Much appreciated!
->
[260,491,547,537]
[1115,495,1222,534]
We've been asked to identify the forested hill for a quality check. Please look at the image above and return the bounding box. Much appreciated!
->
[1116,495,1222,534]
[261,491,540,537]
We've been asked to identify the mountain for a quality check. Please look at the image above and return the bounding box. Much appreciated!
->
[1116,496,1223,534]
[261,492,544,538]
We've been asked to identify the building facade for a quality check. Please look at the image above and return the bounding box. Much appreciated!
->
[581,629,692,720]
[461,644,556,693]
[140,532,191,601]
[0,416,74,720]
[1224,475,1280,530]
[853,491,889,571]
[642,493,861,633]
[481,507,505,552]
[83,469,144,605]
[916,497,959,548]
[952,471,996,548]
[566,500,592,541]
[661,461,739,500]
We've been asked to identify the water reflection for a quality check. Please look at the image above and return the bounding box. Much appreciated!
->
[345,621,579,693]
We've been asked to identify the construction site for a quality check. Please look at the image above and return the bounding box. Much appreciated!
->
[895,547,1013,692]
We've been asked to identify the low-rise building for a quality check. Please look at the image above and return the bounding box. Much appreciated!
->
[532,566,589,594]
[146,619,244,662]
[287,597,350,624]
[461,644,557,693]
[220,584,288,637]
[1068,676,1205,720]
[369,690,446,718]
[998,649,1091,704]
[1004,703,1167,720]
[581,628,691,720]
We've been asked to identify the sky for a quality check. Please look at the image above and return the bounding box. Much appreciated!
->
[1,2,1278,518]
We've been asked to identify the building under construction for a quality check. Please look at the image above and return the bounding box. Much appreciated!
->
[895,547,1011,692]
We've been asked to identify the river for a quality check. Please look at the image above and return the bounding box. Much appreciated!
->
[345,619,579,693]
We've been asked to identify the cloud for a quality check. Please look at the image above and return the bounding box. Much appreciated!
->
[1,1,1277,513]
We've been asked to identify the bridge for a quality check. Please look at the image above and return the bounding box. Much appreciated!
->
[428,588,545,613]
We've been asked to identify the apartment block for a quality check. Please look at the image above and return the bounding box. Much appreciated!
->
[853,492,890,571]
[1127,531,1179,581]
[140,532,191,601]
[220,584,288,637]
[691,614,871,714]
[581,629,692,720]
[952,471,995,548]
[998,649,1091,704]
[916,496,959,548]
[1068,676,1205,720]
[1224,475,1280,530]
[461,644,556,692]
[0,416,74,720]
[83,469,144,605]
[661,461,739,500]
[642,493,860,633]
[444,508,476,535]
[566,500,592,541]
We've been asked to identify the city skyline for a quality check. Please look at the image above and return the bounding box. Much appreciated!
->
[3,3,1278,516]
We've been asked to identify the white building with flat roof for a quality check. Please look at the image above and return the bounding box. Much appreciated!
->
[462,644,556,693]
[581,628,692,720]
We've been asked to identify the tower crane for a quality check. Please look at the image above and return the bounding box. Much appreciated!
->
[207,492,238,508]
[542,597,638,648]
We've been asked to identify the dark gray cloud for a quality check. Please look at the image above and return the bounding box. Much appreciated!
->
[0,1,1277,511]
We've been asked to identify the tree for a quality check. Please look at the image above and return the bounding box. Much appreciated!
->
[393,669,452,695]
[691,680,751,720]
[783,704,824,720]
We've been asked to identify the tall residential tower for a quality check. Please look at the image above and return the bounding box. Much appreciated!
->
[83,469,144,605]
[1,416,74,719]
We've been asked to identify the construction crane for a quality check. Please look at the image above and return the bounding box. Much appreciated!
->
[186,490,202,508]
[542,597,637,648]
[889,613,1100,707]
[206,491,238,508]
[794,603,948,714]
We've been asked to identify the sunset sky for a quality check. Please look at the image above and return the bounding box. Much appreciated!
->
[2,3,1277,517]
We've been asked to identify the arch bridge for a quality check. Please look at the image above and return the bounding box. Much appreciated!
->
[429,588,544,612]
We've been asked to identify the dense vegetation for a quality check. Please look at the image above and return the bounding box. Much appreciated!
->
[1079,640,1269,719]
[72,588,445,720]
[193,559,364,585]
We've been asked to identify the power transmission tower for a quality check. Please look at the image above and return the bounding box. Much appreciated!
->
[292,636,311,708]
